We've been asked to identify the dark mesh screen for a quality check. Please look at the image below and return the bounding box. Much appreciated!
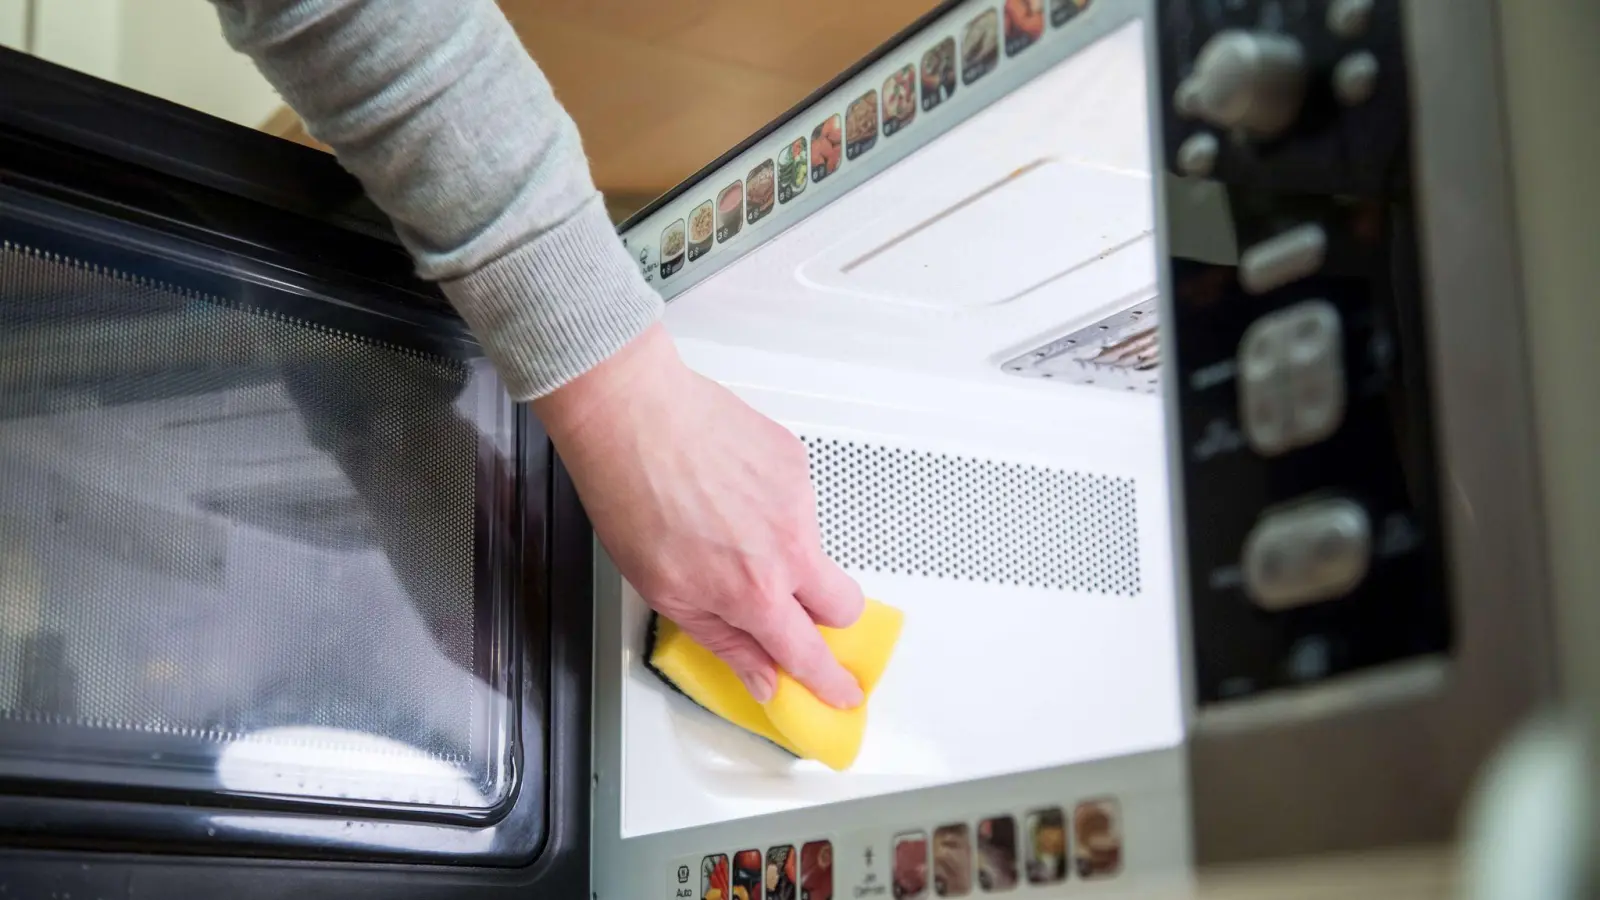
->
[0,240,514,809]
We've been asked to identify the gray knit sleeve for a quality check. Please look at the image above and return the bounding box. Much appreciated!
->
[210,0,662,400]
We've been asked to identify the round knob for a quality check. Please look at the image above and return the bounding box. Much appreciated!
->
[1176,131,1220,177]
[1177,30,1308,139]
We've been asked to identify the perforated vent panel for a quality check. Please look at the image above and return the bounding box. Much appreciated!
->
[802,437,1142,595]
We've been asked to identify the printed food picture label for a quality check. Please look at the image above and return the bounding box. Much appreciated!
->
[716,181,743,243]
[882,65,917,137]
[687,201,714,262]
[811,114,842,184]
[1024,807,1068,886]
[1073,798,1124,880]
[746,159,777,225]
[932,824,972,898]
[800,840,833,900]
[977,816,1019,893]
[961,8,1000,85]
[1051,0,1091,27]
[659,219,685,279]
[1005,0,1046,56]
[732,849,764,900]
[892,831,930,900]
[844,90,879,161]
[778,136,809,204]
[766,845,798,900]
[700,854,730,900]
[921,37,957,112]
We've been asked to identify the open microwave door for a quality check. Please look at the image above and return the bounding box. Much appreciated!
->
[0,43,593,898]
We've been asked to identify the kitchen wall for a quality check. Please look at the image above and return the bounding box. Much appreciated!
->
[5,0,282,128]
[2,0,934,221]
[117,0,283,127]
[0,0,26,51]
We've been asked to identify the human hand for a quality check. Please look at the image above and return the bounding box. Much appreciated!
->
[532,324,865,708]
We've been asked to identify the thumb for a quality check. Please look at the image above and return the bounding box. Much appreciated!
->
[685,616,780,703]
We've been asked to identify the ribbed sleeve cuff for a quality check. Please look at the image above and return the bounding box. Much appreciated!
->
[440,196,664,400]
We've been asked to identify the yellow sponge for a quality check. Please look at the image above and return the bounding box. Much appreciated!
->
[644,599,904,771]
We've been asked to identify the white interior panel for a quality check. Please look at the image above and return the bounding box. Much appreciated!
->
[619,350,1182,837]
[800,157,1151,311]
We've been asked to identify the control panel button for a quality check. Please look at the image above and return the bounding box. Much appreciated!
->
[1176,30,1308,139]
[1176,131,1221,177]
[670,856,707,900]
[844,831,891,899]
[1242,498,1372,610]
[1238,317,1290,453]
[1237,299,1346,456]
[1332,51,1380,106]
[1239,223,1327,294]
[1326,0,1375,38]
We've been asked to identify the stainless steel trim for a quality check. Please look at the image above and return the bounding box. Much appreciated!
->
[1166,0,1559,864]
[1493,0,1600,878]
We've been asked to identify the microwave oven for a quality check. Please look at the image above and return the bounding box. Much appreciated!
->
[0,0,1591,897]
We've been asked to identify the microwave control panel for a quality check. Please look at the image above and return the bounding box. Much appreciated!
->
[1152,0,1451,705]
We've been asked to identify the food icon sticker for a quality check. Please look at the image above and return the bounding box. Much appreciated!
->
[688,200,714,261]
[702,854,731,900]
[933,824,973,897]
[1024,807,1067,885]
[1005,0,1045,56]
[882,65,917,137]
[766,845,798,900]
[1051,0,1091,27]
[778,136,808,204]
[746,159,776,225]
[962,9,1000,85]
[659,218,685,279]
[892,831,929,900]
[800,840,833,900]
[921,37,957,111]
[811,114,842,184]
[976,816,1018,892]
[733,848,764,900]
[716,180,743,243]
[1073,798,1123,879]
[845,90,879,160]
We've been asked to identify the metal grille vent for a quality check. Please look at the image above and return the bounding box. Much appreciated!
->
[1002,296,1161,394]
[802,437,1142,595]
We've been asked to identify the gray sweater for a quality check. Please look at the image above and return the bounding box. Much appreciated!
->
[210,0,663,401]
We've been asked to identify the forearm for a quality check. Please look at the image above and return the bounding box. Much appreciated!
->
[211,0,661,399]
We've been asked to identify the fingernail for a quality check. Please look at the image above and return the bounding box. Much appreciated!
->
[741,669,776,703]
[833,681,865,710]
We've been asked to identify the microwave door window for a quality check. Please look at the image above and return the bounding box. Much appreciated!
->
[0,237,518,814]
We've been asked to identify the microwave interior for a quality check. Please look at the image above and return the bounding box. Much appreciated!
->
[594,9,1192,898]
